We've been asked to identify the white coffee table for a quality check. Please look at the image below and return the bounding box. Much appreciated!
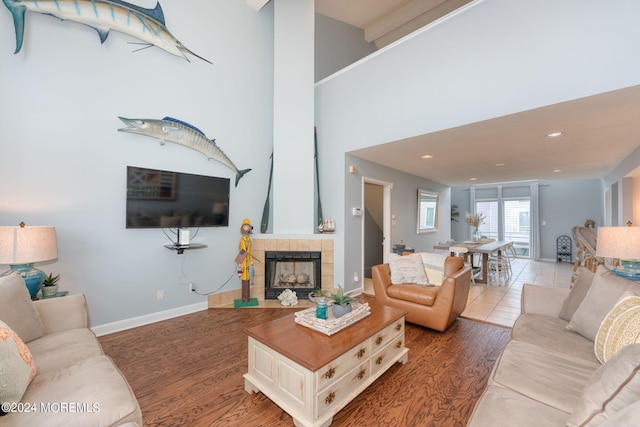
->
[244,304,409,427]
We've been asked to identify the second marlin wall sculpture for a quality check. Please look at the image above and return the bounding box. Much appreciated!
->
[2,0,212,64]
[118,116,251,187]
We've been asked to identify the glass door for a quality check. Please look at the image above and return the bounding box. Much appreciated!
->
[503,199,530,257]
[475,198,531,258]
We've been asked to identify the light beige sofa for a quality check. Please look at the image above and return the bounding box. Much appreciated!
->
[0,272,142,426]
[467,266,640,426]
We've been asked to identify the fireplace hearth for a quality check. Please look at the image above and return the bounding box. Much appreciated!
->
[264,251,321,300]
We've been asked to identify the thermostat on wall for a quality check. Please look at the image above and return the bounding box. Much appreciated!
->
[352,207,363,217]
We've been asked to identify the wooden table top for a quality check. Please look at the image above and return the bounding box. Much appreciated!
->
[245,303,407,372]
[433,240,511,253]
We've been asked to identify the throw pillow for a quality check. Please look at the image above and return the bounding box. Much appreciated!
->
[559,267,595,321]
[417,252,447,286]
[567,343,640,427]
[594,292,640,363]
[568,266,640,341]
[0,272,44,343]
[389,253,429,285]
[0,320,36,413]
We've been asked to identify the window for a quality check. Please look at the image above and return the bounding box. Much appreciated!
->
[475,197,531,257]
[476,201,498,239]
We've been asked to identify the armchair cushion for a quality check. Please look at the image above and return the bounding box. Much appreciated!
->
[388,253,429,285]
[0,273,44,343]
[386,284,437,306]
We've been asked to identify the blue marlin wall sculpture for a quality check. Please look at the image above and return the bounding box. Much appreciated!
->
[2,0,212,64]
[118,116,251,187]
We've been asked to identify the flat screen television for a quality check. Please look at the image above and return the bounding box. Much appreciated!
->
[126,166,230,228]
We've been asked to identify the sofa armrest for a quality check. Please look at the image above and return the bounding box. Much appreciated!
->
[33,293,89,334]
[521,284,570,317]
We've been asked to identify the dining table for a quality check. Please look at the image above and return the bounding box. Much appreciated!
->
[433,240,512,284]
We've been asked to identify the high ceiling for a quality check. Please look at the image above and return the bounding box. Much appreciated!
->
[316,0,473,48]
[248,0,640,186]
[316,0,640,186]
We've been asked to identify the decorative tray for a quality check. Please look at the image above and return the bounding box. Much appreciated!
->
[294,302,371,336]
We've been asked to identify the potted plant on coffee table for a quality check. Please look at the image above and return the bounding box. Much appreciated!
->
[308,288,326,303]
[42,273,60,298]
[329,285,353,318]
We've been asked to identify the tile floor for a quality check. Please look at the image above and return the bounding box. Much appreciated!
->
[364,258,574,328]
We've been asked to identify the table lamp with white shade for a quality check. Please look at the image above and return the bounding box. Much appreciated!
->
[595,226,640,280]
[0,222,58,298]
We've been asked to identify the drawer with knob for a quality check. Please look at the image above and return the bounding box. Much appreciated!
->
[315,362,369,419]
[371,335,405,377]
[315,339,370,391]
[371,318,404,353]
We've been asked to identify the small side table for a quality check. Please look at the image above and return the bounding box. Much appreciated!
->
[392,247,414,255]
[38,290,69,300]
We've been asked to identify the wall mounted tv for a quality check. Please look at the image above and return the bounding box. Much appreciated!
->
[126,166,230,229]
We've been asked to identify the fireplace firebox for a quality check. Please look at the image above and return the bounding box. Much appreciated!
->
[264,251,321,300]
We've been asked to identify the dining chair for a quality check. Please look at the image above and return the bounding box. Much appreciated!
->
[487,242,515,284]
[450,246,477,286]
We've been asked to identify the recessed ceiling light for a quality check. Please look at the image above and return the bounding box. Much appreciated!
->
[496,163,505,167]
[421,154,434,159]
[469,177,477,181]
[553,169,562,173]
[545,132,565,138]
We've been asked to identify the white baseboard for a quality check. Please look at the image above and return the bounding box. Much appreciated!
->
[91,301,208,337]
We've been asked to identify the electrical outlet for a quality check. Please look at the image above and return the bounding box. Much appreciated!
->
[188,283,196,293]
[157,290,164,300]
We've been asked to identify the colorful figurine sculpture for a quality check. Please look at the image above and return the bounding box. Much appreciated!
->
[238,218,253,302]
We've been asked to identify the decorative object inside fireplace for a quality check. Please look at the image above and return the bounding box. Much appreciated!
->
[265,251,321,300]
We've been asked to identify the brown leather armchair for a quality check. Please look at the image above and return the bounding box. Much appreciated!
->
[372,256,471,332]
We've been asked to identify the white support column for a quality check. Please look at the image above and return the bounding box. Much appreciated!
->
[272,0,315,234]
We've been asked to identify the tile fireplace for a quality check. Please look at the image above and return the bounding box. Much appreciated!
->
[207,237,334,308]
[264,251,321,300]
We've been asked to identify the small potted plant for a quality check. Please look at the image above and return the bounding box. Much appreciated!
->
[42,273,60,297]
[308,288,326,304]
[329,285,353,318]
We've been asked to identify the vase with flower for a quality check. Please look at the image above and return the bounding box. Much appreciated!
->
[465,212,486,242]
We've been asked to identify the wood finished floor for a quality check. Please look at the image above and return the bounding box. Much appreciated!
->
[99,297,511,427]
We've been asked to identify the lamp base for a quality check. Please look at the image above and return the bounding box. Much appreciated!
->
[1,264,46,298]
[611,260,640,281]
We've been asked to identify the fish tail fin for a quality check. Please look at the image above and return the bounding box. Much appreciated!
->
[235,169,251,187]
[4,0,27,54]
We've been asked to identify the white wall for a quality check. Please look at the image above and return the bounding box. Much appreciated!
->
[315,14,377,82]
[344,155,450,292]
[316,0,640,285]
[604,145,640,226]
[0,0,274,327]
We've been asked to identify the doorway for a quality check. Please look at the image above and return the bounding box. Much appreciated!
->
[362,178,391,285]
